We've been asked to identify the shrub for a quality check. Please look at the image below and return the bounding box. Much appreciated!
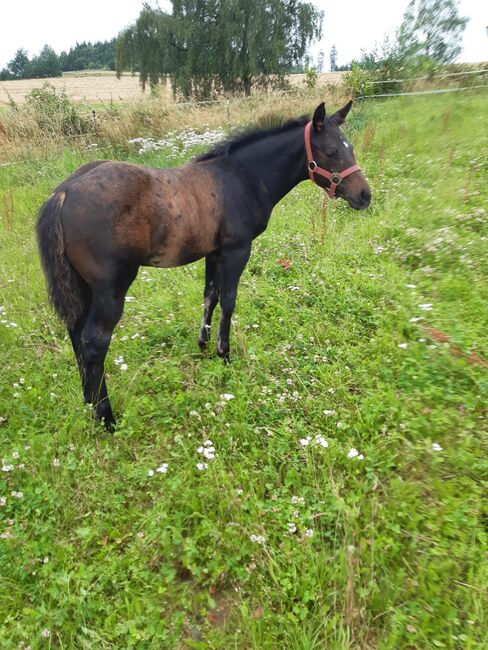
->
[25,82,91,137]
[343,63,376,98]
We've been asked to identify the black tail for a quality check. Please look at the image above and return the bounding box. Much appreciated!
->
[37,192,85,328]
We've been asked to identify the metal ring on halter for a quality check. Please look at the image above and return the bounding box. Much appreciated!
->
[308,161,317,171]
[331,173,342,185]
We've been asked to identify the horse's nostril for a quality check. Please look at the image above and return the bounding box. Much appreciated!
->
[361,189,371,204]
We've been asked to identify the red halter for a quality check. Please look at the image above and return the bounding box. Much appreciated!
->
[304,121,361,199]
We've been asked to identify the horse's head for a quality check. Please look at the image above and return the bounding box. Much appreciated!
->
[307,101,371,210]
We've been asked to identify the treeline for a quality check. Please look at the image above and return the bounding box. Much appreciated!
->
[0,40,116,81]
[116,0,323,99]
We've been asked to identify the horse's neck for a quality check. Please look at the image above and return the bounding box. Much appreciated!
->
[231,128,308,207]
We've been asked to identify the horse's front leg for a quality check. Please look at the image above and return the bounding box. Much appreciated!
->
[198,251,221,351]
[216,243,252,362]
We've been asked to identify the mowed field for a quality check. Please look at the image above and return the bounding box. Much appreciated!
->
[0,93,487,648]
[0,71,345,105]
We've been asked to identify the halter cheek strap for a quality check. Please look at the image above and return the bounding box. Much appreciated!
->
[304,121,361,199]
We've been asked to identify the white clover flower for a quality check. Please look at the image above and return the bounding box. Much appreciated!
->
[315,435,328,448]
[196,462,208,471]
[406,284,417,289]
[304,528,314,538]
[249,534,266,544]
[53,458,60,467]
[336,421,344,429]
[220,393,235,401]
[291,496,304,505]
[156,464,168,474]
[419,303,433,311]
[11,491,23,499]
[410,317,423,323]
[398,343,408,349]
[299,437,311,447]
[119,363,128,371]
[236,488,243,495]
[40,629,51,638]
[287,522,297,534]
[0,497,6,506]
[322,409,336,416]
[147,469,155,477]
[347,448,359,459]
[432,442,443,452]
[2,464,14,472]
[12,451,19,459]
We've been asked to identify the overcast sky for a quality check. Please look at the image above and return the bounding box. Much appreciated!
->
[1,0,486,71]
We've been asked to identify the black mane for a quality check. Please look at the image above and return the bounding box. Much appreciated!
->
[195,115,309,162]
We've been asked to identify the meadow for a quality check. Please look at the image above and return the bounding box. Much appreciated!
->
[0,90,487,648]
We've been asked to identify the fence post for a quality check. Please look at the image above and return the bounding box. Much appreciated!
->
[360,81,365,103]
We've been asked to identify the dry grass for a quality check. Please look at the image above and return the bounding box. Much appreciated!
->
[0,71,345,105]
[0,82,349,162]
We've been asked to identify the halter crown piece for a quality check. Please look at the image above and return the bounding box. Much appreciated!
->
[304,121,361,199]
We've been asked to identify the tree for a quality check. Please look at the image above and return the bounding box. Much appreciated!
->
[116,0,323,98]
[329,44,337,71]
[5,48,31,79]
[30,45,62,78]
[398,0,468,63]
[317,50,324,73]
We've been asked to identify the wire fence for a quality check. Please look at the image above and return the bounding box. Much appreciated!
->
[361,68,488,100]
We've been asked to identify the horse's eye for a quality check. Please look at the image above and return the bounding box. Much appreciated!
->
[326,149,338,158]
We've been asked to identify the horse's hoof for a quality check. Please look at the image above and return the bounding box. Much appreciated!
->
[198,337,207,352]
[95,408,116,432]
[217,346,230,363]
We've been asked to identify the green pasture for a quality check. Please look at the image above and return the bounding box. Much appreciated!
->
[0,93,487,648]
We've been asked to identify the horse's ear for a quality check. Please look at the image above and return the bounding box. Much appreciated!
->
[312,102,326,132]
[330,100,353,125]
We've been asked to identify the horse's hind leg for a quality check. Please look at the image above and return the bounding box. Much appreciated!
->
[198,251,221,351]
[67,280,92,404]
[81,271,137,430]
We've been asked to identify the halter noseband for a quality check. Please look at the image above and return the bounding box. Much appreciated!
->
[304,121,361,199]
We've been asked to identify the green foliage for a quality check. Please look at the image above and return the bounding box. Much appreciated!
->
[29,45,62,79]
[398,0,469,63]
[25,83,91,136]
[2,48,30,80]
[59,39,116,72]
[1,93,487,647]
[116,0,323,99]
[329,44,338,72]
[0,40,116,81]
[304,67,318,89]
[343,62,376,97]
[341,0,468,90]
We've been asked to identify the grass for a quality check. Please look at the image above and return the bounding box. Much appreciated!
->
[0,92,487,649]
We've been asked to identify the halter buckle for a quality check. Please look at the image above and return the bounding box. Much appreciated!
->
[308,161,317,171]
[331,172,342,185]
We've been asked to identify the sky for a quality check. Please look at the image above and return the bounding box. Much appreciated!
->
[0,0,486,71]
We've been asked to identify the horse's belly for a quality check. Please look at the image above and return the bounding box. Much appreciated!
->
[144,215,219,268]
[145,170,221,268]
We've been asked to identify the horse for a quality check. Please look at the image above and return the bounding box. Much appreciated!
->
[37,100,371,431]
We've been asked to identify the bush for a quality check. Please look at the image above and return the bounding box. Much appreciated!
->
[343,63,376,98]
[304,68,318,89]
[25,82,91,137]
